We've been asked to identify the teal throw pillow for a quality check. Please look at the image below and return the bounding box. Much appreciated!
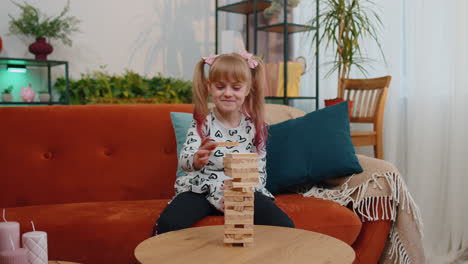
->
[265,102,363,194]
[170,112,193,177]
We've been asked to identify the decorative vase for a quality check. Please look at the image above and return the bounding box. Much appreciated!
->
[39,93,50,102]
[2,94,13,102]
[324,98,354,120]
[20,84,35,102]
[28,37,53,60]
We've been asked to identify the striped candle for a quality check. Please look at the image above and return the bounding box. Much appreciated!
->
[0,248,29,264]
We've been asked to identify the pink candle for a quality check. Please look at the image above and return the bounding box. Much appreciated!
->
[0,217,20,252]
[0,248,29,264]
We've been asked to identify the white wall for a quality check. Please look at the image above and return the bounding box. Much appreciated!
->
[0,0,215,80]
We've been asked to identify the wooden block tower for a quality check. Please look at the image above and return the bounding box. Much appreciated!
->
[223,153,259,247]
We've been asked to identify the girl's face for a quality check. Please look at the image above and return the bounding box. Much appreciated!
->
[208,79,249,115]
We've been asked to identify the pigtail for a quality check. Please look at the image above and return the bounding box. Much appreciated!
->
[192,59,210,138]
[243,55,268,153]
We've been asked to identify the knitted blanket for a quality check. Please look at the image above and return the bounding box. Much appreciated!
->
[303,155,425,264]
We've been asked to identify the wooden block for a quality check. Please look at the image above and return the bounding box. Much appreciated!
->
[224,242,253,247]
[224,237,254,243]
[224,159,258,169]
[236,177,259,183]
[225,224,253,229]
[232,178,258,183]
[225,153,258,159]
[225,205,254,212]
[224,228,254,235]
[224,167,259,175]
[225,205,248,212]
[224,169,259,178]
[225,196,244,202]
[231,182,258,188]
[217,141,240,147]
[225,214,253,222]
[224,196,254,203]
[225,180,258,189]
[225,210,254,216]
[224,218,254,225]
[224,158,258,165]
[224,189,254,197]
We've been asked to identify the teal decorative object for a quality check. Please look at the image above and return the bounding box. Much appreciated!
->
[265,102,362,193]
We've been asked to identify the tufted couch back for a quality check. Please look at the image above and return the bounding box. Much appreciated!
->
[0,104,305,208]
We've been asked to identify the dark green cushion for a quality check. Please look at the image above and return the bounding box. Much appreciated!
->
[265,102,362,194]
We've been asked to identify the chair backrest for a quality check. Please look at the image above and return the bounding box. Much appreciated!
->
[339,76,392,124]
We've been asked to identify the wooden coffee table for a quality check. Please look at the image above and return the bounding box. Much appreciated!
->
[135,225,355,264]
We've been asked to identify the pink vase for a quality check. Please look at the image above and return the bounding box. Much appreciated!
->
[20,84,35,102]
[28,37,53,60]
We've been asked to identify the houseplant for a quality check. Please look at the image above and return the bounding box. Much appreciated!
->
[8,1,80,60]
[2,86,13,102]
[38,90,50,102]
[309,0,386,96]
[54,69,193,105]
[263,0,300,20]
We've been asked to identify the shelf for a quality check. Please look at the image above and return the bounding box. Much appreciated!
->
[215,0,320,110]
[0,57,67,67]
[257,23,315,33]
[265,96,318,100]
[0,102,64,105]
[217,0,271,14]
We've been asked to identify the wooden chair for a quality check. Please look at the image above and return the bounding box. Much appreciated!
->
[339,76,392,159]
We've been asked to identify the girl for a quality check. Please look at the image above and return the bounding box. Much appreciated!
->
[154,52,294,235]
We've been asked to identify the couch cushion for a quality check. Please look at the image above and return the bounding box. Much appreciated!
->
[0,104,194,208]
[266,102,363,193]
[7,196,360,264]
[170,112,194,177]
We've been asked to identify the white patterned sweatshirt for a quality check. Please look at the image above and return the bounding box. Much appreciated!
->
[174,108,274,210]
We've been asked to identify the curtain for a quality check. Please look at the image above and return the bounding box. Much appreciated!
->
[293,0,468,262]
[384,0,468,262]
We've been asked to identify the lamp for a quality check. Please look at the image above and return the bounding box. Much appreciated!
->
[7,64,27,73]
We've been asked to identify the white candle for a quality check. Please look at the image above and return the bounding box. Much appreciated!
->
[0,210,20,252]
[22,231,48,264]
[0,235,28,264]
[0,248,29,264]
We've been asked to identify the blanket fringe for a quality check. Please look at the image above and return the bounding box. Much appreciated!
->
[303,171,424,264]
[388,230,412,264]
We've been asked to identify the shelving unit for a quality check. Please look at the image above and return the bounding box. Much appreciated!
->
[0,57,70,105]
[215,0,319,109]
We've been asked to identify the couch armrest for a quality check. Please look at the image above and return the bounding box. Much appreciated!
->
[306,155,401,263]
[352,220,392,264]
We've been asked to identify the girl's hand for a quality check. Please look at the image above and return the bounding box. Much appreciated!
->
[193,136,217,170]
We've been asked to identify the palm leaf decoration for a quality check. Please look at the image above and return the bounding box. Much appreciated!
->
[309,0,386,94]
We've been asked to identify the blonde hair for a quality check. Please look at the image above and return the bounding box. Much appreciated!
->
[192,53,268,152]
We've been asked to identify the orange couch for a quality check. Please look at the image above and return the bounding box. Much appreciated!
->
[0,104,391,264]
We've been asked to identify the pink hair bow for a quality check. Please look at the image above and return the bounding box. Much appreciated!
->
[240,52,259,69]
[202,54,218,65]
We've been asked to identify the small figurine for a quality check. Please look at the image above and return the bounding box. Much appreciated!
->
[20,83,35,102]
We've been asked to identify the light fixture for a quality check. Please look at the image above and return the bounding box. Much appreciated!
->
[7,64,27,73]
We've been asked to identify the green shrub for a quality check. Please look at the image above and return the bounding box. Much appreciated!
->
[54,70,193,105]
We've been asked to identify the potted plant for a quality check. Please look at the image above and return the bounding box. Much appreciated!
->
[2,86,14,102]
[309,0,386,97]
[8,1,80,60]
[38,90,50,102]
[263,0,300,21]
